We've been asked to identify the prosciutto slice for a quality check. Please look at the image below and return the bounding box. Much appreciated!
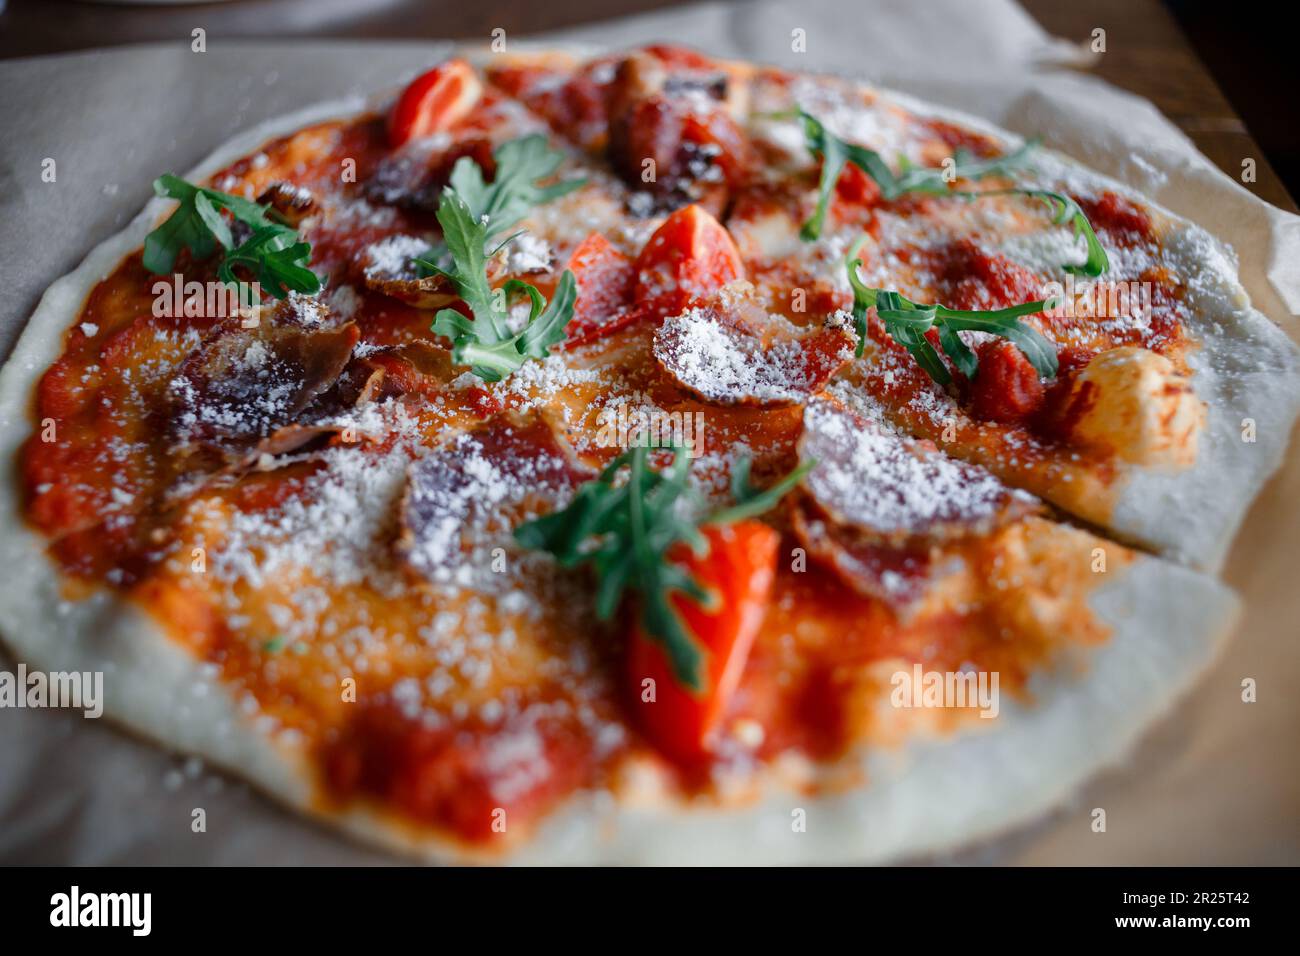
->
[654,299,854,407]
[794,396,1038,606]
[398,414,592,588]
[168,295,357,452]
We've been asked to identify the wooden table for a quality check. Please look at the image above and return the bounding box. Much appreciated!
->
[0,0,1292,212]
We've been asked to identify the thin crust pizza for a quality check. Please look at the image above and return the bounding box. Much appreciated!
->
[0,43,1294,863]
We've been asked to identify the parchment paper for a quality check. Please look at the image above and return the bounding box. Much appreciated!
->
[0,0,1295,864]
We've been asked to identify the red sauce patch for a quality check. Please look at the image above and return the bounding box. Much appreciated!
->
[323,698,594,843]
[937,239,1044,311]
[1077,190,1154,246]
[968,340,1047,425]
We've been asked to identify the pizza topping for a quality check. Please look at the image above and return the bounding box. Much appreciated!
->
[399,415,591,590]
[487,58,613,152]
[936,238,1044,312]
[799,396,1036,542]
[387,58,483,148]
[207,400,426,590]
[606,50,750,212]
[324,695,595,843]
[626,520,778,766]
[364,136,495,213]
[783,108,1035,239]
[847,235,1058,383]
[653,292,855,406]
[144,174,321,299]
[1049,345,1203,466]
[414,133,584,254]
[789,497,933,606]
[633,204,744,311]
[168,297,358,452]
[255,181,317,227]
[420,186,578,382]
[515,446,808,688]
[561,232,636,343]
[361,233,477,309]
[948,188,1109,277]
[966,339,1048,425]
[1077,190,1155,246]
[786,109,1109,276]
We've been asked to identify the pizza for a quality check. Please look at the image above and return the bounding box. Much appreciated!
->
[1,43,1296,864]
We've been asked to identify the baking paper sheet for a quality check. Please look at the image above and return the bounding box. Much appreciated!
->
[0,0,1295,864]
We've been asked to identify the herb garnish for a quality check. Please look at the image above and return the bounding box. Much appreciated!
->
[143,174,321,298]
[846,236,1058,384]
[515,448,811,688]
[414,133,585,273]
[951,188,1109,277]
[418,189,578,382]
[412,135,585,382]
[783,109,1109,276]
[448,133,585,239]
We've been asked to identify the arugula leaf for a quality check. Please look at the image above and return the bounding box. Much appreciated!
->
[846,236,1058,384]
[447,133,586,240]
[783,109,1108,276]
[952,188,1109,277]
[783,109,1035,240]
[217,226,322,298]
[143,174,321,298]
[421,190,576,382]
[515,449,808,689]
[413,133,584,281]
[708,455,813,527]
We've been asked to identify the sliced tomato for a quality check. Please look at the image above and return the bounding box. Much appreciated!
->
[387,59,483,148]
[642,44,720,71]
[627,520,779,767]
[563,232,636,339]
[968,339,1046,425]
[835,159,883,208]
[633,204,744,313]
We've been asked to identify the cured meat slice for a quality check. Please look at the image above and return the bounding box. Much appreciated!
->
[653,287,854,406]
[799,396,1037,545]
[397,414,592,588]
[789,497,933,606]
[793,396,1038,606]
[168,295,358,451]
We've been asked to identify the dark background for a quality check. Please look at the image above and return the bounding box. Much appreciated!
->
[0,0,1293,207]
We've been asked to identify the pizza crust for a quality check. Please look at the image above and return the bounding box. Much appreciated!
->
[869,86,1300,571]
[0,49,1266,863]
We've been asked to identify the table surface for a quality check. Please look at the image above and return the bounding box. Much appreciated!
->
[0,0,1294,214]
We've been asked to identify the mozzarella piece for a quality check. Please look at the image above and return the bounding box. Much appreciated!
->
[1068,346,1204,468]
[728,206,805,263]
